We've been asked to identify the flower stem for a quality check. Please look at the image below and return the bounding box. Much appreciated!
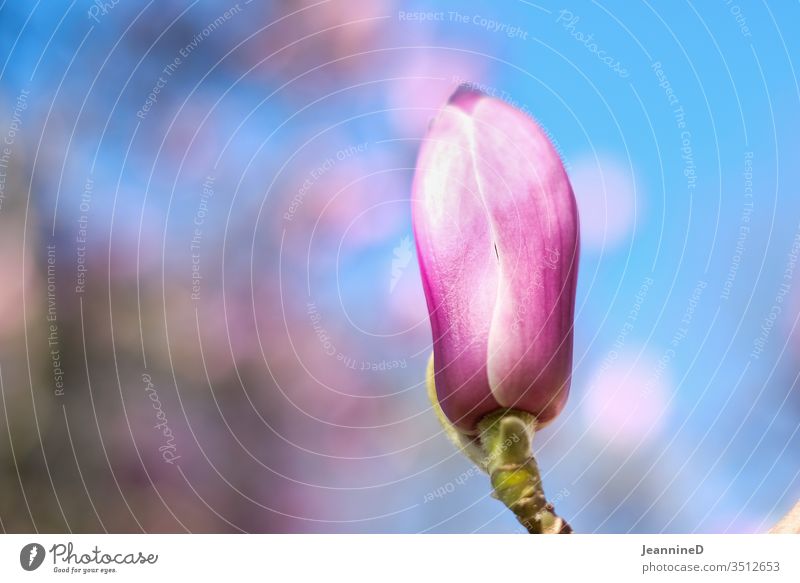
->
[477,410,572,534]
[425,353,571,533]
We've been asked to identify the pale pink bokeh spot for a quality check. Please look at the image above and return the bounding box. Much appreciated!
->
[583,349,670,446]
[386,55,485,138]
[570,154,639,250]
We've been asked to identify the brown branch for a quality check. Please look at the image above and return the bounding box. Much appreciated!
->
[770,500,800,533]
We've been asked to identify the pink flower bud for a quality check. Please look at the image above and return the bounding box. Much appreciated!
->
[412,87,580,433]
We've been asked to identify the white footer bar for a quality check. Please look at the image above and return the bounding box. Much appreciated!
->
[1,534,797,582]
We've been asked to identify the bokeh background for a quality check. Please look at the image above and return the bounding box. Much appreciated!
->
[0,0,798,533]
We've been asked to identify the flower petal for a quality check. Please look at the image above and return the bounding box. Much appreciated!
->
[413,87,579,431]
[412,92,501,431]
[462,95,578,425]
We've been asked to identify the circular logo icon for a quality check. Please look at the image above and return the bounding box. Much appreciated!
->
[20,543,46,571]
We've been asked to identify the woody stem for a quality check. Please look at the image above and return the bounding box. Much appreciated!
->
[477,409,572,534]
[770,499,800,533]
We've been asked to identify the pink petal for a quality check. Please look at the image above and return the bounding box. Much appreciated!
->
[412,88,579,432]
